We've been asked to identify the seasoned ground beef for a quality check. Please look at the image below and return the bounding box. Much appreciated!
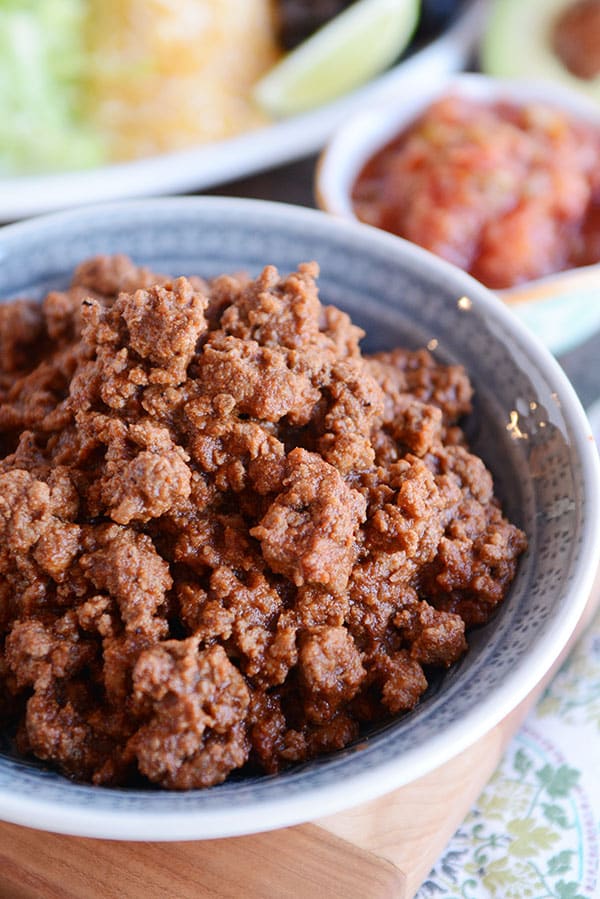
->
[0,256,526,789]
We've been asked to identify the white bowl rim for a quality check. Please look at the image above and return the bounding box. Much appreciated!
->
[0,195,598,841]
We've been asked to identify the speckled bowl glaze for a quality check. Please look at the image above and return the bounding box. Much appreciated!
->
[0,198,598,841]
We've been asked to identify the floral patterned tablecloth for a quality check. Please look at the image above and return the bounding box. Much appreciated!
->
[418,400,600,899]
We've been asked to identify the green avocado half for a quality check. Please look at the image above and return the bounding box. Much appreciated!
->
[481,0,600,101]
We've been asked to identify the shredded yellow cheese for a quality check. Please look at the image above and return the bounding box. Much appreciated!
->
[86,0,280,160]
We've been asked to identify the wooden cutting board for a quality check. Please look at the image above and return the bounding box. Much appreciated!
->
[0,565,598,899]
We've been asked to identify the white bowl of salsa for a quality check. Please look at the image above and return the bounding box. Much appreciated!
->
[316,73,600,352]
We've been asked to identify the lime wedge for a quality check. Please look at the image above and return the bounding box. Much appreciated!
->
[254,0,421,117]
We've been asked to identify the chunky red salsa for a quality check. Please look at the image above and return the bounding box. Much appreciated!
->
[352,96,600,289]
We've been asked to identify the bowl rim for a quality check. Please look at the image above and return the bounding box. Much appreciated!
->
[315,71,600,222]
[0,195,599,841]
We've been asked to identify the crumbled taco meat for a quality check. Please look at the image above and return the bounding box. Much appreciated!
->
[0,256,526,789]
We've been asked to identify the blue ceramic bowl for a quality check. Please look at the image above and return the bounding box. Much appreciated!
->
[0,198,598,840]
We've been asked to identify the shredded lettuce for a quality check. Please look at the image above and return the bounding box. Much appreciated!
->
[0,0,106,175]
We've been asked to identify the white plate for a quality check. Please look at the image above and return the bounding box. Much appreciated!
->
[0,0,484,222]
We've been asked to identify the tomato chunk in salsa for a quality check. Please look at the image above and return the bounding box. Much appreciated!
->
[352,96,600,289]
